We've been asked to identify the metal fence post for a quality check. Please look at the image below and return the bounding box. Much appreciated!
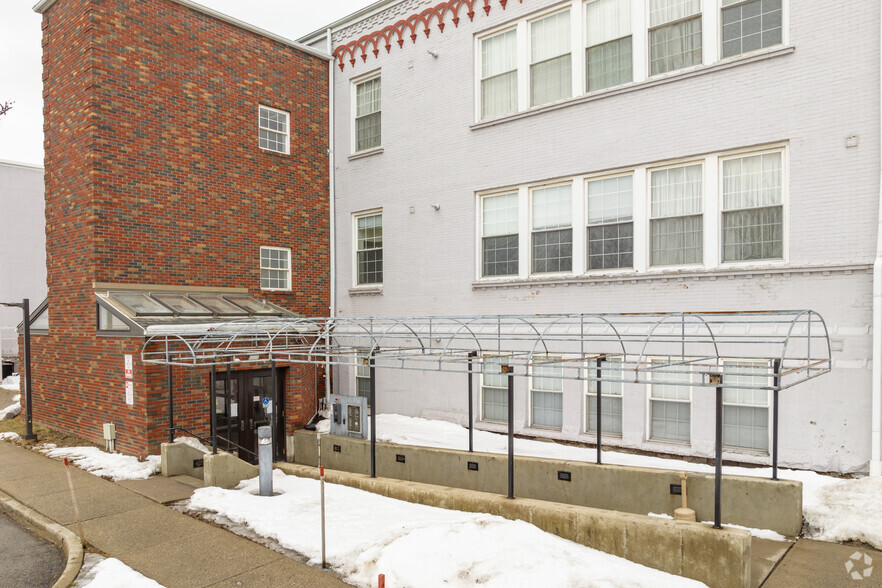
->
[370,352,376,479]
[596,355,604,465]
[507,365,514,500]
[167,353,174,444]
[772,358,781,480]
[468,351,477,452]
[712,373,723,529]
[210,365,217,454]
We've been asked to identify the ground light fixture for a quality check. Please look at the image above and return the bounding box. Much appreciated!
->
[1,298,36,440]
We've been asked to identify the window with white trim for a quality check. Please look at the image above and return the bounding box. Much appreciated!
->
[586,357,623,434]
[649,359,691,442]
[650,163,703,266]
[585,0,633,92]
[355,76,382,151]
[482,193,519,277]
[530,9,572,107]
[480,29,518,120]
[531,357,563,428]
[587,174,633,270]
[258,105,289,154]
[721,150,783,262]
[723,360,770,451]
[648,0,702,76]
[356,212,383,285]
[532,184,573,274]
[482,355,509,422]
[721,0,782,58]
[356,351,371,399]
[259,247,291,290]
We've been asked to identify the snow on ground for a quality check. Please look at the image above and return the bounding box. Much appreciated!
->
[648,513,786,541]
[12,394,19,402]
[75,553,164,588]
[0,403,19,418]
[37,444,161,481]
[173,435,210,453]
[187,470,704,588]
[0,374,19,390]
[319,414,881,547]
[0,432,20,442]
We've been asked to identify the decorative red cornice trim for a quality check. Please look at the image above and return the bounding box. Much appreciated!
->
[333,0,521,71]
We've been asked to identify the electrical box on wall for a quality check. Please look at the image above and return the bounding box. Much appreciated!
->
[330,395,368,439]
[103,423,116,440]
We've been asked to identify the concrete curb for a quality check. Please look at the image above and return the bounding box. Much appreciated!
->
[0,488,83,588]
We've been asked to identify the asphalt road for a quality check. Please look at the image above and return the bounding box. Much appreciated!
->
[0,509,65,588]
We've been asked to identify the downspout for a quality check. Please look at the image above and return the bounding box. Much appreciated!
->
[872,2,882,477]
[324,27,336,408]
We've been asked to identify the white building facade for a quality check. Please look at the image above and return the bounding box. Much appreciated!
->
[303,0,881,474]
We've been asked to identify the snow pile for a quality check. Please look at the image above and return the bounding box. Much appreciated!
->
[0,403,20,419]
[648,513,786,541]
[187,471,703,588]
[0,432,20,443]
[803,476,882,549]
[12,394,20,402]
[38,445,161,481]
[0,374,19,390]
[173,435,210,453]
[76,554,164,588]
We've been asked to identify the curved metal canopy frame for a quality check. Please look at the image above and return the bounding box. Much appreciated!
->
[142,310,832,391]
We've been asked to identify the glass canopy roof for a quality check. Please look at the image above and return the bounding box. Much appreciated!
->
[105,291,289,318]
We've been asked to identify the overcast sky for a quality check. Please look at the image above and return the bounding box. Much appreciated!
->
[0,0,372,167]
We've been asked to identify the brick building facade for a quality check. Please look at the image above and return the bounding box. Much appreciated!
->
[26,0,331,458]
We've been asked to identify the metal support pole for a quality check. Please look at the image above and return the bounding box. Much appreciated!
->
[370,353,376,479]
[596,355,604,465]
[713,375,723,529]
[270,359,277,460]
[258,425,272,496]
[210,365,217,454]
[507,366,514,500]
[225,363,231,451]
[21,299,35,440]
[468,351,477,452]
[772,358,781,480]
[167,359,174,443]
[227,362,233,451]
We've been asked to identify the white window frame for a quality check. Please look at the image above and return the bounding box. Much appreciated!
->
[529,355,564,429]
[355,349,372,399]
[353,209,383,287]
[481,354,511,423]
[585,171,636,272]
[351,70,382,154]
[257,105,290,155]
[529,181,576,276]
[721,359,772,453]
[584,357,624,435]
[646,358,693,444]
[646,159,706,269]
[478,190,521,279]
[528,6,576,107]
[718,0,788,61]
[259,246,292,291]
[717,145,788,266]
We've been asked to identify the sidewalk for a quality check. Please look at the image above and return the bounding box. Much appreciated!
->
[0,441,346,588]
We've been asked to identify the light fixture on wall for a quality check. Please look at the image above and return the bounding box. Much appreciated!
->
[431,203,441,211]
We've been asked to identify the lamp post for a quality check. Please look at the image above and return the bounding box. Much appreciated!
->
[2,298,35,440]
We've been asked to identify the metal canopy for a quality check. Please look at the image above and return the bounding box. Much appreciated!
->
[142,311,831,391]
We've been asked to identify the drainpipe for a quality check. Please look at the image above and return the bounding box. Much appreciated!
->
[324,27,336,408]
[872,4,882,477]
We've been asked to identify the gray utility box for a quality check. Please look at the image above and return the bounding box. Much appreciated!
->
[330,395,368,439]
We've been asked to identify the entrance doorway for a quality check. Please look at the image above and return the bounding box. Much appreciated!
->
[213,369,285,463]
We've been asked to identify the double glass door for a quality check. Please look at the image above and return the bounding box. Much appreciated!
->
[214,369,284,463]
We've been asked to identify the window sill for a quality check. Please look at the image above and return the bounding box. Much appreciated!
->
[471,45,795,131]
[260,288,292,292]
[349,147,384,161]
[472,262,871,290]
[259,147,290,156]
[349,286,383,297]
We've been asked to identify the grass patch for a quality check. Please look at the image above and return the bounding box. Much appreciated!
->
[0,415,101,450]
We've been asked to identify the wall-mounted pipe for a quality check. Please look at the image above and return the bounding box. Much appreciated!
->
[872,1,882,478]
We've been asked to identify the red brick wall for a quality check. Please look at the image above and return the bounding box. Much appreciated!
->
[29,0,329,457]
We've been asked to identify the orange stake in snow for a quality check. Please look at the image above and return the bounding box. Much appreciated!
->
[64,457,86,544]
[378,573,385,588]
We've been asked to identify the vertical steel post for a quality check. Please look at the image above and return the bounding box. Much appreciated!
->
[370,353,376,479]
[772,358,781,480]
[167,357,174,443]
[270,359,277,460]
[22,299,35,440]
[258,425,272,496]
[225,363,232,451]
[713,374,723,529]
[227,362,233,451]
[596,355,604,465]
[507,365,514,500]
[468,351,477,452]
[210,365,217,454]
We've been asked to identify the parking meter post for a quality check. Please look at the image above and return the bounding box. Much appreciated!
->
[258,425,273,497]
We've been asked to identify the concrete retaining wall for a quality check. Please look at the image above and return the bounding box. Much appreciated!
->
[160,442,205,480]
[289,430,802,536]
[277,462,751,588]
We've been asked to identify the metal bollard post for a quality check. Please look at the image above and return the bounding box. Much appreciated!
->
[258,425,273,497]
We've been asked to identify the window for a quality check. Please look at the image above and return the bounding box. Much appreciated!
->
[482,356,509,422]
[258,105,289,154]
[532,184,573,274]
[721,151,783,262]
[721,0,782,58]
[98,304,130,331]
[649,0,702,75]
[260,247,291,290]
[355,76,382,151]
[530,10,572,106]
[356,213,383,285]
[482,193,519,277]
[30,305,49,331]
[723,361,770,451]
[480,29,518,119]
[531,357,563,428]
[587,358,623,434]
[650,163,703,266]
[585,0,633,91]
[649,360,691,442]
[356,351,371,400]
[587,174,633,270]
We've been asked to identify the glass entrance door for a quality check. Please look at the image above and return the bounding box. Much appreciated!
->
[213,369,284,464]
[214,376,240,452]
